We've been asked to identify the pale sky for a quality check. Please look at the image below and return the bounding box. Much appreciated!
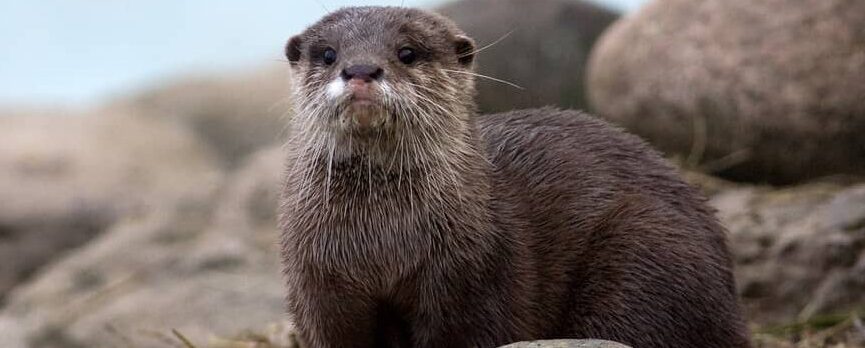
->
[0,0,646,107]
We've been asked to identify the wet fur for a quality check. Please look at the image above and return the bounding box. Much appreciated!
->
[280,6,750,348]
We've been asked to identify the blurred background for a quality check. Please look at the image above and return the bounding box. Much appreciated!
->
[0,0,642,107]
[1,0,863,347]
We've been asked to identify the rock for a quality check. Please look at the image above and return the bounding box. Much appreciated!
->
[710,183,865,324]
[500,339,632,348]
[0,146,285,348]
[438,0,618,113]
[0,110,220,304]
[121,65,292,168]
[587,0,865,184]
[0,317,25,348]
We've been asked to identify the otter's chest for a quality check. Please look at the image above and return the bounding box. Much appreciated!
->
[282,196,445,279]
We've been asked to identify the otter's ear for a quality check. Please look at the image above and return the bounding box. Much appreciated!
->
[454,35,476,66]
[286,36,303,63]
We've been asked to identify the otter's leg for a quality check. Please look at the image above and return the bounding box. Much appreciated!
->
[288,285,377,348]
[408,270,514,348]
[566,197,751,348]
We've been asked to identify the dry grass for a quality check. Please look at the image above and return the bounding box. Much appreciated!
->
[754,312,865,348]
[169,322,300,348]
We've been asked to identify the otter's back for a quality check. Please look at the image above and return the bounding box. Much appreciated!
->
[476,107,713,221]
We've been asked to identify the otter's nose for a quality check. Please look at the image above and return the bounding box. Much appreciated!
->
[341,65,384,82]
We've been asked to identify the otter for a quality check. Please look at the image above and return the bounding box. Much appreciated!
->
[279,6,751,348]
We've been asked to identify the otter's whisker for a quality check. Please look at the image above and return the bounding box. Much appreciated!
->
[459,28,516,58]
[441,69,525,90]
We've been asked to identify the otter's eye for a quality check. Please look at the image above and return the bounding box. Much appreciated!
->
[323,48,337,65]
[398,47,417,65]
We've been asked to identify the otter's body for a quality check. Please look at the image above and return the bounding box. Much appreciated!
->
[280,6,750,348]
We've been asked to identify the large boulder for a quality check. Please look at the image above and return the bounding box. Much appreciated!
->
[120,66,292,167]
[438,0,618,113]
[587,0,865,184]
[0,109,220,304]
[0,146,286,348]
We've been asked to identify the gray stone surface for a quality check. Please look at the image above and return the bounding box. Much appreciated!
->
[500,339,631,348]
[715,183,865,324]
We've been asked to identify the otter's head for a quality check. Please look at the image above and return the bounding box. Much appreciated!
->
[285,7,477,164]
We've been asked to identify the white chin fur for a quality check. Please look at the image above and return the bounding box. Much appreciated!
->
[379,81,393,96]
[326,78,345,100]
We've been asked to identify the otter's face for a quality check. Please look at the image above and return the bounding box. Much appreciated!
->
[285,7,477,159]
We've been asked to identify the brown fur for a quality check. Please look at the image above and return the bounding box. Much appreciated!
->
[279,6,750,348]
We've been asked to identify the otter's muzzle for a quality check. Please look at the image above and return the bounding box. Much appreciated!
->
[334,64,387,132]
